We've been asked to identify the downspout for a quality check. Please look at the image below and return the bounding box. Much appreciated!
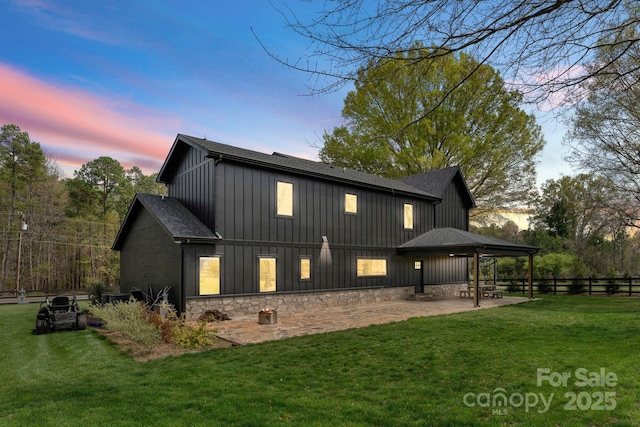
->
[180,242,186,315]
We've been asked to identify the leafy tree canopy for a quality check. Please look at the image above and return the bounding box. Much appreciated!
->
[320,47,545,215]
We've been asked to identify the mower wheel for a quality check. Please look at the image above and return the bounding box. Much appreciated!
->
[76,313,87,330]
[35,319,49,335]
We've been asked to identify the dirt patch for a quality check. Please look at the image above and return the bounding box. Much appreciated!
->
[87,315,235,362]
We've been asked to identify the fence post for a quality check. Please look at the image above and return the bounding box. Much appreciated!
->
[589,276,592,295]
[522,277,526,294]
[553,274,557,295]
[630,277,633,297]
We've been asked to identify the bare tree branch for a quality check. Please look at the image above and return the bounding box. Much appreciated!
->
[256,0,639,104]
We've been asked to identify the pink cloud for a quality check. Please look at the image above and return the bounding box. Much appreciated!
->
[0,63,177,171]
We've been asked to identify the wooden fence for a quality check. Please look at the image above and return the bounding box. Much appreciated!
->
[483,276,640,296]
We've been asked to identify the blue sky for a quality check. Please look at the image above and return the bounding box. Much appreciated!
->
[0,0,571,185]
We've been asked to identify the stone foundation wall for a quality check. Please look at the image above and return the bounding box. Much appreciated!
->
[424,283,468,297]
[185,286,415,321]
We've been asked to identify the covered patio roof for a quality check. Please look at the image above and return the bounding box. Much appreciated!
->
[398,227,538,307]
[397,227,538,257]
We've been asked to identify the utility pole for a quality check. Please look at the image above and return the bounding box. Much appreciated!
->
[15,215,27,295]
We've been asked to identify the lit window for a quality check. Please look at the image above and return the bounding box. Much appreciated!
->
[259,257,277,292]
[345,193,357,214]
[199,257,220,295]
[414,261,421,270]
[404,203,414,229]
[300,257,311,280]
[277,181,293,216]
[357,258,387,277]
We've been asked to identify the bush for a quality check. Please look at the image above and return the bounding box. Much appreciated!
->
[506,279,521,293]
[537,279,552,294]
[568,278,586,294]
[88,283,109,306]
[170,319,213,349]
[148,312,216,349]
[605,278,620,295]
[90,299,161,351]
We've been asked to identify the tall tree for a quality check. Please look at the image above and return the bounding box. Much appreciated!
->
[126,167,166,196]
[320,48,545,215]
[70,156,131,219]
[0,124,46,288]
[565,23,640,226]
[266,1,639,104]
[531,175,622,256]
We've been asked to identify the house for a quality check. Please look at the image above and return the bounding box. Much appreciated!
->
[113,134,537,318]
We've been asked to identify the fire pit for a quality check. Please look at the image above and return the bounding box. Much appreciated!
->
[258,308,277,324]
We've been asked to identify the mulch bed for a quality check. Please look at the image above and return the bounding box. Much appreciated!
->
[86,314,234,362]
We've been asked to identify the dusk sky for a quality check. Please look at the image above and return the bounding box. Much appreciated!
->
[1,0,571,185]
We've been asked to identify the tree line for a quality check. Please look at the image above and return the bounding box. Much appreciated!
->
[473,173,640,281]
[0,124,165,294]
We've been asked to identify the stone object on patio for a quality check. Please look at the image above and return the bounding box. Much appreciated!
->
[258,308,277,324]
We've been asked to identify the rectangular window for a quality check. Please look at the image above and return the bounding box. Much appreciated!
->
[300,257,311,280]
[404,203,414,229]
[345,193,357,214]
[414,261,422,270]
[357,258,387,277]
[259,257,277,292]
[276,181,293,216]
[199,256,220,295]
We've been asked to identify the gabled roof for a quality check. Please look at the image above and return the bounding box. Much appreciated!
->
[158,134,440,201]
[112,193,220,250]
[399,166,476,208]
[398,227,538,257]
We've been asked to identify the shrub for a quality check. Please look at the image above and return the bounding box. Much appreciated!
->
[537,279,552,294]
[90,299,161,351]
[605,278,620,295]
[88,283,109,306]
[170,319,213,349]
[568,278,586,294]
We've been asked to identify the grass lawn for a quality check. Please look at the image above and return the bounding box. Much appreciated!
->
[0,296,638,426]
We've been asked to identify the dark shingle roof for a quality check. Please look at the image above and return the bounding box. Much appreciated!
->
[158,134,440,201]
[399,167,459,196]
[399,166,475,207]
[112,193,219,250]
[398,227,538,256]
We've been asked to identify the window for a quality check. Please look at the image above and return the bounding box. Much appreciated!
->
[414,261,422,270]
[404,203,414,229]
[300,257,311,280]
[345,193,357,214]
[357,258,387,277]
[199,256,220,295]
[277,181,293,216]
[259,257,277,292]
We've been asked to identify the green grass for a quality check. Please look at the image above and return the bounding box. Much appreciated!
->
[1,296,639,426]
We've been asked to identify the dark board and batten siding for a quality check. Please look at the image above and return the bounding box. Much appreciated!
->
[166,144,217,232]
[169,159,432,298]
[435,177,470,230]
[162,148,467,300]
[214,161,435,247]
[182,243,421,298]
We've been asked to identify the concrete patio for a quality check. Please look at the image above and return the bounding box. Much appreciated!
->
[210,296,532,345]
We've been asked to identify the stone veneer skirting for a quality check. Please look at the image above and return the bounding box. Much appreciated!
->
[185,284,469,320]
[424,283,468,297]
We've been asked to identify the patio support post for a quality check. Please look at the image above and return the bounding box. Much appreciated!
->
[474,252,480,308]
[528,254,534,299]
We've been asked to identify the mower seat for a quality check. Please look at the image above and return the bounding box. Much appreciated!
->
[51,296,71,311]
